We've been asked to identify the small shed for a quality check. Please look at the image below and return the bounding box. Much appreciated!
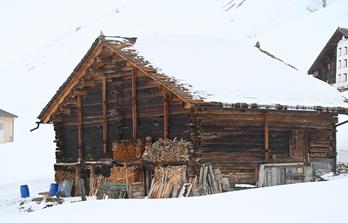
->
[0,109,17,144]
[38,35,348,196]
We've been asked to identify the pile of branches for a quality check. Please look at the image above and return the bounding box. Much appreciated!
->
[142,138,191,163]
[55,170,75,183]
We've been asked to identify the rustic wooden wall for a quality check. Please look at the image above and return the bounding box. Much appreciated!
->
[52,49,190,163]
[193,109,337,185]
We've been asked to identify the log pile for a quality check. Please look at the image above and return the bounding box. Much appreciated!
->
[107,166,144,184]
[55,170,75,183]
[147,166,186,198]
[142,138,191,163]
[147,164,228,198]
[112,140,144,163]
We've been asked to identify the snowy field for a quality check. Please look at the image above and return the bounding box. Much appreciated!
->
[0,176,347,223]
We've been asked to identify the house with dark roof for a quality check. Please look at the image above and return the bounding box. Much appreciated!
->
[308,27,348,91]
[37,35,348,197]
[0,109,17,144]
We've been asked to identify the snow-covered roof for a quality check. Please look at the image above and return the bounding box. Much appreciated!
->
[128,34,348,109]
[0,109,17,118]
[39,34,348,122]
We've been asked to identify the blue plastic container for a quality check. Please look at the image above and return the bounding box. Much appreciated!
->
[49,183,59,197]
[20,185,30,198]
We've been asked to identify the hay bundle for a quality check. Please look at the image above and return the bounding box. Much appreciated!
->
[142,138,191,163]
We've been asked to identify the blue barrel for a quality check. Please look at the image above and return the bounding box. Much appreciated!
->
[49,183,59,197]
[20,185,30,198]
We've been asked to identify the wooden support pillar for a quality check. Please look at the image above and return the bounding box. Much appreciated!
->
[77,95,83,162]
[131,68,138,140]
[163,93,169,139]
[264,113,269,160]
[102,75,107,153]
[89,166,95,196]
[74,166,81,196]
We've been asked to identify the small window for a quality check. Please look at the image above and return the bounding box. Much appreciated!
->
[345,59,348,68]
[338,74,342,83]
[344,73,348,82]
[339,47,342,56]
[338,60,342,68]
[345,46,348,55]
[328,63,331,70]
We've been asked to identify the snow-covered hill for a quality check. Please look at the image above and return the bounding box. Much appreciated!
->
[0,0,347,185]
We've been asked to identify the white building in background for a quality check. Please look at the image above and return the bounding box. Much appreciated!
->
[0,109,17,144]
[336,36,348,90]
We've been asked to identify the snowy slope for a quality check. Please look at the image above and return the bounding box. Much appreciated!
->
[1,178,347,223]
[1,0,348,186]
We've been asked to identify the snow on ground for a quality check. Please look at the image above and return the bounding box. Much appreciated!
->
[0,177,347,223]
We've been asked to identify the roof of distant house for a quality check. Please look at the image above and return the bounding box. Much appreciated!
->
[0,109,17,118]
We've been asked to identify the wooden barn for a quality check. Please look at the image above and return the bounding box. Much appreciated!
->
[0,109,17,144]
[38,35,348,197]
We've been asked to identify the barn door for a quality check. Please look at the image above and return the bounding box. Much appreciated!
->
[265,167,286,186]
[289,129,308,158]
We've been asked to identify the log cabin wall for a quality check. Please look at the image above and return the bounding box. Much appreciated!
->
[193,109,337,185]
[51,48,191,164]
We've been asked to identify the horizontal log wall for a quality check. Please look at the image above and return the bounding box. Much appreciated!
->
[194,110,336,185]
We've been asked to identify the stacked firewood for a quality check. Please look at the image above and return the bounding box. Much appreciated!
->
[107,166,144,184]
[142,138,191,163]
[55,170,75,183]
[112,140,144,163]
[191,165,230,196]
[147,166,186,198]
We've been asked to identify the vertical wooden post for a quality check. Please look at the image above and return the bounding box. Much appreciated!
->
[102,75,107,153]
[333,127,337,174]
[163,93,169,139]
[77,95,83,162]
[264,113,269,160]
[131,68,137,140]
[74,166,81,196]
